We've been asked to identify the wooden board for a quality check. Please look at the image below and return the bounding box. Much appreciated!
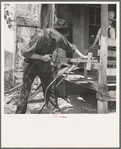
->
[107,68,116,76]
[107,60,116,65]
[108,51,116,57]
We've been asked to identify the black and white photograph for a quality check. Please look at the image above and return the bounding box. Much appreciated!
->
[1,0,120,148]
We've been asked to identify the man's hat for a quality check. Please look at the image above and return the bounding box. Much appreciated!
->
[53,19,69,37]
[53,19,68,28]
[108,11,116,21]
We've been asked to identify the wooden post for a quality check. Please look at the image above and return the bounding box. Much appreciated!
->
[51,4,55,27]
[97,4,108,114]
[84,63,87,80]
[63,79,66,99]
[84,5,89,51]
[38,4,42,29]
[98,100,108,113]
[73,5,85,58]
[86,52,93,70]
[13,4,17,83]
[80,5,85,54]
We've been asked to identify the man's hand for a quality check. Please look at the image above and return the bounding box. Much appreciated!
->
[82,55,88,59]
[42,54,52,62]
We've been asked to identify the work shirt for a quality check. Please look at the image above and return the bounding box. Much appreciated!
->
[21,28,76,73]
[22,28,76,58]
[96,25,115,45]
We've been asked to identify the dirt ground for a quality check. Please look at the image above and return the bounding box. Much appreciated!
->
[4,88,116,114]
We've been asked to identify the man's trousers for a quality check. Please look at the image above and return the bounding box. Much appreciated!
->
[15,63,59,114]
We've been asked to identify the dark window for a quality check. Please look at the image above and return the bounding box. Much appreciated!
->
[89,7,95,15]
[89,6,101,44]
[96,16,101,25]
[96,7,101,16]
[89,16,95,24]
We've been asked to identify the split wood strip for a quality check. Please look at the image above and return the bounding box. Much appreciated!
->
[97,5,108,114]
[66,58,98,63]
[107,76,116,81]
[108,51,116,57]
[107,80,116,83]
[91,63,116,70]
[107,61,116,65]
[86,53,93,70]
[107,68,116,76]
[107,83,116,86]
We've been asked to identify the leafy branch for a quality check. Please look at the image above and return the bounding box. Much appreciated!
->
[4,4,15,30]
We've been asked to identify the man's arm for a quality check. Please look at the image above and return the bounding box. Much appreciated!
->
[57,38,88,59]
[30,53,51,62]
[90,28,101,49]
[74,48,88,59]
[71,44,88,59]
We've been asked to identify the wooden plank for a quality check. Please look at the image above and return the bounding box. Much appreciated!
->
[13,9,17,83]
[107,68,116,76]
[108,46,116,51]
[107,76,116,81]
[84,5,89,50]
[63,80,67,99]
[67,58,98,63]
[108,51,116,57]
[107,61,116,65]
[86,53,93,70]
[97,4,108,114]
[107,83,116,86]
[73,5,82,58]
[80,5,85,54]
[84,63,87,80]
[102,98,116,101]
[98,5,108,85]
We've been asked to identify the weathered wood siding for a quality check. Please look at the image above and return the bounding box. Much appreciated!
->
[73,5,86,58]
[56,4,89,58]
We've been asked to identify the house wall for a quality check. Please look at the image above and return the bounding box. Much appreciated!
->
[72,4,88,57]
[55,4,73,58]
[56,4,89,58]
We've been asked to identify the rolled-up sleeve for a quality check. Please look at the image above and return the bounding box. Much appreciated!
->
[21,38,39,58]
[21,32,42,59]
[57,37,76,53]
[96,28,101,39]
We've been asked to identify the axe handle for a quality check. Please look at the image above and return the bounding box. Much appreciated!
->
[86,47,93,55]
[86,45,100,55]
